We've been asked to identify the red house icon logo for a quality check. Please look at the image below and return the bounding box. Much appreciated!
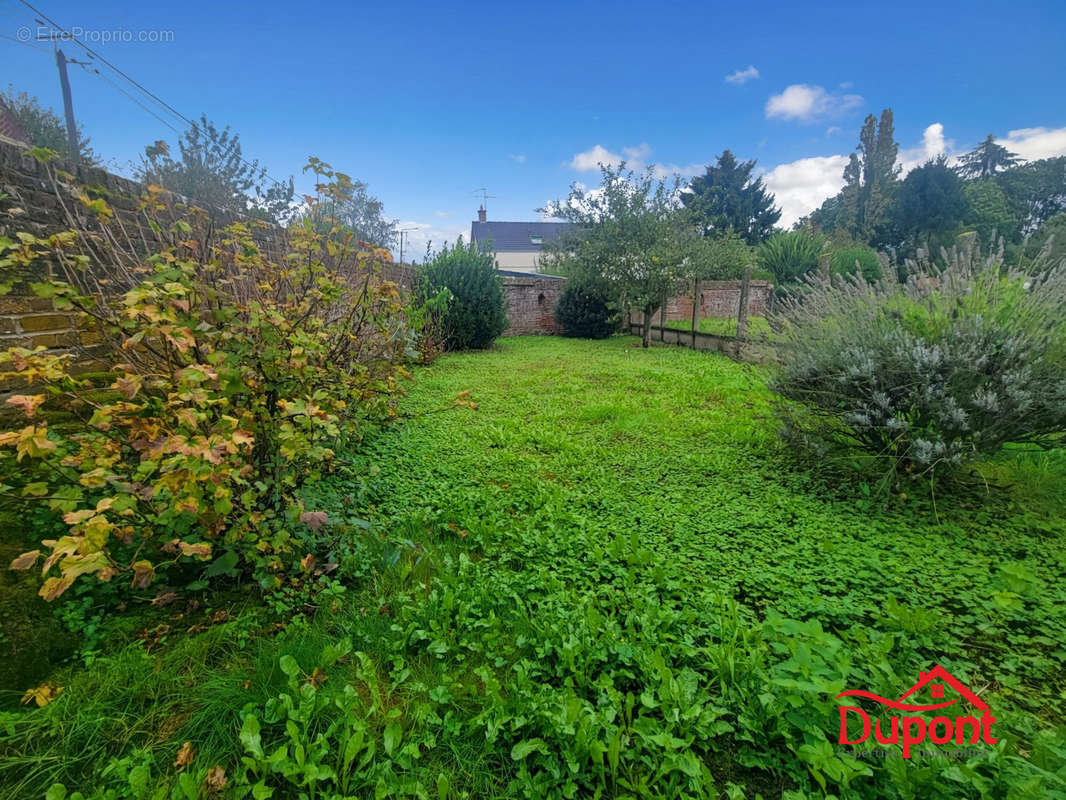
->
[836,665,996,758]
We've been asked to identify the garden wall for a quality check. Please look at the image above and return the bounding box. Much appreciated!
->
[500,275,564,336]
[663,280,773,322]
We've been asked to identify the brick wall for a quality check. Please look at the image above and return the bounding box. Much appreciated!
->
[501,276,564,336]
[664,280,773,322]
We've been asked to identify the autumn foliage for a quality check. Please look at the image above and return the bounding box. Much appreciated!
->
[1,153,412,601]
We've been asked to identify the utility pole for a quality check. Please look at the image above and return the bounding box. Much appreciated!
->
[397,227,419,265]
[54,48,79,165]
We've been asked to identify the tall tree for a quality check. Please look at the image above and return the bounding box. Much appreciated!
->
[838,110,901,242]
[135,115,294,223]
[543,165,690,347]
[886,156,969,250]
[2,86,99,164]
[681,150,780,244]
[956,134,1020,180]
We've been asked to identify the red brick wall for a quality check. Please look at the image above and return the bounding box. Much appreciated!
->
[664,280,773,321]
[501,276,564,336]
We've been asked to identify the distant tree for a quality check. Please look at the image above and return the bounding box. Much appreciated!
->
[837,109,901,242]
[335,178,397,249]
[963,178,1020,246]
[301,168,397,249]
[135,114,294,223]
[543,164,690,347]
[886,156,969,250]
[2,86,99,164]
[681,150,781,244]
[956,134,1020,180]
[998,156,1066,235]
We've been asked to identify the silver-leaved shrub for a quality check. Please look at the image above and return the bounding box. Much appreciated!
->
[771,237,1066,483]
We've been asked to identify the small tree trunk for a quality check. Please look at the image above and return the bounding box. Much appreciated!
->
[690,278,699,347]
[642,308,652,348]
[659,303,665,342]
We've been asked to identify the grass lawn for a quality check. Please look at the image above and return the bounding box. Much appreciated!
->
[2,336,1064,799]
[664,316,772,338]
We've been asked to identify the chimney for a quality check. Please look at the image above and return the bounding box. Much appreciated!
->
[477,205,487,223]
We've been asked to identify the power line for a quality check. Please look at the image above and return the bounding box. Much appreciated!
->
[0,32,49,52]
[17,0,300,195]
[75,62,180,133]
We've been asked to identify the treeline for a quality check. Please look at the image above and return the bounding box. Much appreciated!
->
[804,109,1066,269]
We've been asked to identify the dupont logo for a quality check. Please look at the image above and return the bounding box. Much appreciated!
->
[836,665,996,758]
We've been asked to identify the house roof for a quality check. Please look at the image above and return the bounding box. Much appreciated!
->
[495,269,565,279]
[470,220,572,253]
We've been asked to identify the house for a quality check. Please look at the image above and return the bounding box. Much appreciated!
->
[469,206,571,274]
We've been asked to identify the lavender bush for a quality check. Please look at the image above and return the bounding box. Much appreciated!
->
[770,237,1066,483]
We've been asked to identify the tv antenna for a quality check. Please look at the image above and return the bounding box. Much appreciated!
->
[471,187,497,210]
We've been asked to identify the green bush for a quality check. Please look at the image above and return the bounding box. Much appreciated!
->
[553,284,618,339]
[772,241,1066,486]
[757,230,826,284]
[829,245,882,281]
[416,238,507,350]
[0,155,411,603]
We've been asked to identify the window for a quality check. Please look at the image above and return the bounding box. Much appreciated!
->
[530,235,543,245]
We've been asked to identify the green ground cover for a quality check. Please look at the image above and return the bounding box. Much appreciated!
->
[663,317,772,338]
[2,336,1064,799]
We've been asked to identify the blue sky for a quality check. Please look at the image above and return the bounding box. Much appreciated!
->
[4,0,1065,257]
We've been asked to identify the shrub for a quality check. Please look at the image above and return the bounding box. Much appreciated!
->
[553,283,618,339]
[829,245,882,282]
[416,238,507,350]
[757,230,826,284]
[771,240,1066,486]
[1,153,411,602]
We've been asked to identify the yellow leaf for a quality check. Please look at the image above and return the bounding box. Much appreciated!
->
[178,542,211,560]
[21,683,61,707]
[39,575,74,601]
[9,549,40,570]
[130,560,155,589]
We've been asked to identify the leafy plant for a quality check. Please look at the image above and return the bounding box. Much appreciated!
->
[415,238,507,350]
[1,156,411,603]
[758,230,827,284]
[554,283,618,339]
[829,245,882,282]
[772,238,1066,484]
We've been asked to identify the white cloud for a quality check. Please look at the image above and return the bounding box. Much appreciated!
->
[825,126,843,137]
[567,143,702,179]
[724,65,759,85]
[568,144,624,171]
[509,153,526,163]
[898,122,954,173]
[762,154,851,228]
[765,84,863,122]
[999,127,1066,161]
[434,210,451,217]
[395,219,470,262]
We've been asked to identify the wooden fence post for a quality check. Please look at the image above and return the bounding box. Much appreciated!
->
[690,278,699,348]
[735,266,752,355]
